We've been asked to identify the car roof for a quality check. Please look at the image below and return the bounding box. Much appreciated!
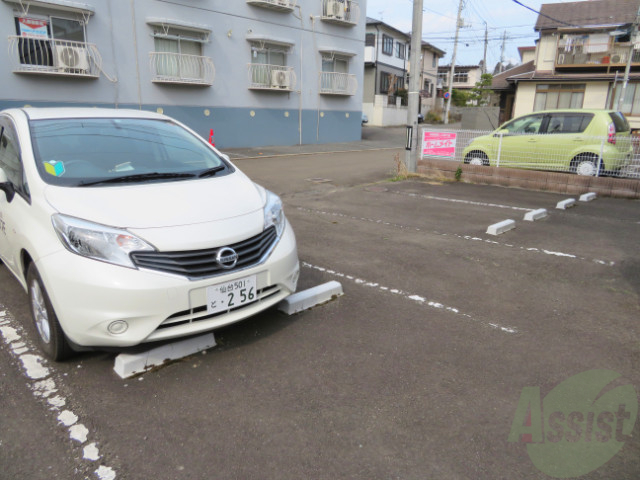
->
[2,107,169,121]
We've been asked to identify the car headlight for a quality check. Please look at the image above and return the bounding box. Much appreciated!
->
[263,190,285,236]
[51,214,155,268]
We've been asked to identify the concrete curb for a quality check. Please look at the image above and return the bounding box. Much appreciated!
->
[487,220,516,236]
[524,209,548,222]
[278,281,344,315]
[114,333,216,379]
[580,192,597,202]
[556,198,576,210]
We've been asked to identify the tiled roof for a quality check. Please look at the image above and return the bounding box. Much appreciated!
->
[491,61,535,90]
[535,0,640,30]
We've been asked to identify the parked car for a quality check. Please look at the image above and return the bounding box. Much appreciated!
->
[462,109,633,176]
[418,113,424,124]
[362,112,369,125]
[0,108,299,360]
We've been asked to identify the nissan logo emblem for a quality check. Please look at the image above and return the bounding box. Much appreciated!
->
[216,247,238,269]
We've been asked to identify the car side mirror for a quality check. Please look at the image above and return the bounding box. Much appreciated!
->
[220,153,231,163]
[0,168,15,202]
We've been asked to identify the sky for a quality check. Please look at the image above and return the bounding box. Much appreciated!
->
[365,0,580,69]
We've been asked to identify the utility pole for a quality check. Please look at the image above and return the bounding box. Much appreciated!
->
[405,0,424,173]
[444,0,465,124]
[499,30,507,73]
[483,22,488,75]
[618,5,640,111]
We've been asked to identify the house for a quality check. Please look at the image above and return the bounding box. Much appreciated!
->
[503,0,640,129]
[363,17,411,126]
[0,0,365,148]
[437,64,483,96]
[418,41,446,114]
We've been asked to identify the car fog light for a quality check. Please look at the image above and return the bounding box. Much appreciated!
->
[108,321,129,335]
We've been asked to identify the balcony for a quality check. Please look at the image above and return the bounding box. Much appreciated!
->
[246,0,297,12]
[319,72,357,95]
[321,0,359,26]
[149,52,215,86]
[556,42,640,70]
[8,36,100,78]
[248,64,297,91]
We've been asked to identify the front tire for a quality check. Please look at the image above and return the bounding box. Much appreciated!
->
[27,265,73,361]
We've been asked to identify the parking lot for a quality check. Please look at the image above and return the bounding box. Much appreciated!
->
[1,140,639,479]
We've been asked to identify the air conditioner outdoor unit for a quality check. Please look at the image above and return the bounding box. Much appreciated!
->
[328,0,345,20]
[271,70,291,89]
[55,45,90,72]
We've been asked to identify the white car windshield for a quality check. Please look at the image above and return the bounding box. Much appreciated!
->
[30,118,231,187]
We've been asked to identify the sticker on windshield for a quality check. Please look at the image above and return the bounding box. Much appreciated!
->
[44,160,65,177]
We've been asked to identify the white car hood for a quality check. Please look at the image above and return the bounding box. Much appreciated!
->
[43,172,264,229]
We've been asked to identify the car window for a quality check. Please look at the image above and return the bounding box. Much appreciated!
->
[29,118,232,187]
[609,112,630,133]
[545,114,594,134]
[501,114,545,135]
[0,118,29,198]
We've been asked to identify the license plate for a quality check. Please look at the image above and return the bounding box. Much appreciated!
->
[206,275,257,314]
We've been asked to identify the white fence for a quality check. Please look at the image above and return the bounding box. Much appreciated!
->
[420,128,640,179]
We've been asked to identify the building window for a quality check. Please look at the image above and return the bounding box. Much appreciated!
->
[396,75,405,90]
[14,15,86,67]
[382,35,393,56]
[380,72,390,93]
[248,42,294,90]
[320,55,355,95]
[365,33,375,47]
[534,84,585,111]
[153,28,204,80]
[396,43,405,59]
[438,71,448,83]
[453,70,468,83]
[432,55,436,68]
[608,83,640,116]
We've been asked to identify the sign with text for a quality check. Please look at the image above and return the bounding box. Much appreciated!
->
[422,131,457,158]
[18,18,48,38]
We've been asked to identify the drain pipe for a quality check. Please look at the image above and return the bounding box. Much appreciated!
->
[294,5,304,145]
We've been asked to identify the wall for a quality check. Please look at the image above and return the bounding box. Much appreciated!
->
[0,0,366,149]
[364,94,408,126]
[536,33,558,72]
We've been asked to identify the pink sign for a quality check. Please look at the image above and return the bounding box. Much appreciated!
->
[422,131,457,158]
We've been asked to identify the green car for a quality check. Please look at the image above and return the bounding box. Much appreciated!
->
[462,109,633,176]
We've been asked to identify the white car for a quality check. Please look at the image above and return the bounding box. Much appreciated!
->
[0,108,299,360]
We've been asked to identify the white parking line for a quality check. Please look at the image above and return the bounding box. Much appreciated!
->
[301,262,518,334]
[296,207,615,266]
[391,190,534,212]
[0,308,117,480]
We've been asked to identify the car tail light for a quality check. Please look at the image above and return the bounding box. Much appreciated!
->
[608,122,616,144]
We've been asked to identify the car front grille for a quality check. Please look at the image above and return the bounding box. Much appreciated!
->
[130,226,278,278]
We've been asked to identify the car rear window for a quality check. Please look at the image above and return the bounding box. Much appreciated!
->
[546,113,593,134]
[609,112,630,132]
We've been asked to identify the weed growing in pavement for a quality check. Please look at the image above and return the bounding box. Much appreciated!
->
[455,167,462,181]
[392,153,408,181]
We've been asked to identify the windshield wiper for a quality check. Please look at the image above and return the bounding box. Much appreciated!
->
[198,165,226,178]
[79,172,196,187]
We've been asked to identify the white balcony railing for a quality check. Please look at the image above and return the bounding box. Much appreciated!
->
[246,0,297,12]
[149,52,215,86]
[556,42,640,67]
[248,64,297,91]
[321,0,359,26]
[319,72,357,95]
[8,36,101,77]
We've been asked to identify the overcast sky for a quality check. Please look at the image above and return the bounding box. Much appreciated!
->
[365,0,579,69]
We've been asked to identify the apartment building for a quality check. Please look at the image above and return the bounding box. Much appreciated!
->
[0,0,365,148]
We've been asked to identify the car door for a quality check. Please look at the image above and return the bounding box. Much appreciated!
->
[0,116,30,277]
[536,113,594,171]
[494,113,546,167]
